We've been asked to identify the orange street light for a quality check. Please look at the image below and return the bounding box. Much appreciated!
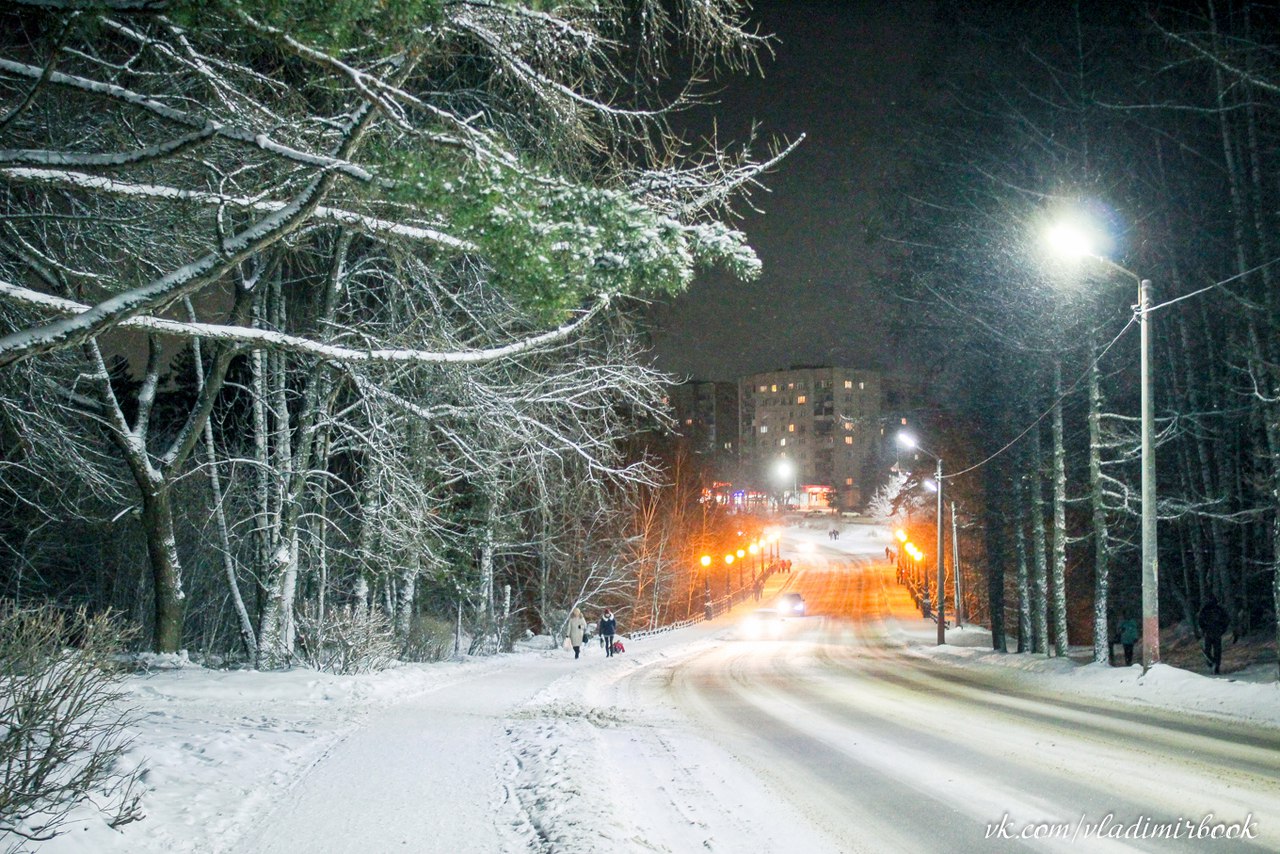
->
[700,555,712,567]
[896,529,908,543]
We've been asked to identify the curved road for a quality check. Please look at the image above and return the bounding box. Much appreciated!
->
[646,534,1280,852]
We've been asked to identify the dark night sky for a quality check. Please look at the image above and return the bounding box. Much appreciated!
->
[650,0,938,381]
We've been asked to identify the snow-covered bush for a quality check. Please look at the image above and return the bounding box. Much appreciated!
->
[295,604,398,674]
[0,603,143,850]
[400,614,454,663]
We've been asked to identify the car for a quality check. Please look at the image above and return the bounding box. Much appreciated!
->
[740,608,784,639]
[777,592,806,616]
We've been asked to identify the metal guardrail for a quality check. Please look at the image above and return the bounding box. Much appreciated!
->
[627,564,786,642]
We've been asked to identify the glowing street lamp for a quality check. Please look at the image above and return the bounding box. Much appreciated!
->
[899,431,945,645]
[1046,215,1159,670]
[774,457,797,510]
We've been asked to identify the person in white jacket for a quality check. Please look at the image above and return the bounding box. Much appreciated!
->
[567,608,588,659]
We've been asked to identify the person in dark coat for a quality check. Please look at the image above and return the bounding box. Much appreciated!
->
[1197,593,1231,674]
[1117,616,1140,667]
[599,609,617,658]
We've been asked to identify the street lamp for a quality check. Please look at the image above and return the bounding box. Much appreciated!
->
[700,554,713,620]
[1047,218,1159,670]
[899,432,945,646]
[774,457,797,511]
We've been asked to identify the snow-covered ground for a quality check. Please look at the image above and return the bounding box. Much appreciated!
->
[33,521,1280,853]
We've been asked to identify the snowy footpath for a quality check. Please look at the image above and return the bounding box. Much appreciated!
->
[33,524,1280,854]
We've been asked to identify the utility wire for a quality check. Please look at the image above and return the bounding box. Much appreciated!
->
[935,255,1280,482]
[943,314,1136,481]
[1147,256,1280,314]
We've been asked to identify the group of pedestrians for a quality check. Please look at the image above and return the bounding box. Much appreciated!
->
[566,607,618,659]
[1110,593,1234,674]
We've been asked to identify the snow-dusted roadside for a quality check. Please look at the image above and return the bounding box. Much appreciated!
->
[36,655,524,854]
[30,523,1280,853]
[911,625,1280,729]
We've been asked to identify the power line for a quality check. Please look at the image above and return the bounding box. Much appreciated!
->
[943,315,1136,481]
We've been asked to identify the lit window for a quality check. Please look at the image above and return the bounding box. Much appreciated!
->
[845,436,853,445]
[685,418,693,425]
[797,395,807,404]
[901,418,908,425]
[846,478,854,486]
[859,381,865,390]
[844,380,852,389]
[760,425,768,434]
[770,384,778,392]
[787,382,794,390]
[780,438,787,446]
[788,424,795,432]
[758,384,767,392]
[843,422,852,430]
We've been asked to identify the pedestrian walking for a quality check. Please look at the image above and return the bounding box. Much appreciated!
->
[1117,616,1139,667]
[1197,593,1231,674]
[567,607,588,659]
[599,609,617,658]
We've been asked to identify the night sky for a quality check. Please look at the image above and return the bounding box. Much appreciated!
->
[650,0,937,382]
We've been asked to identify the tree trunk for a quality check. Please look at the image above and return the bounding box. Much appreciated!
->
[982,452,1008,652]
[140,482,185,653]
[1030,421,1049,655]
[1087,347,1109,663]
[1015,473,1031,654]
[1051,359,1069,657]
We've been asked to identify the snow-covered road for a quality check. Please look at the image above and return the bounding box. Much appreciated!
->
[640,543,1280,852]
[41,522,1280,854]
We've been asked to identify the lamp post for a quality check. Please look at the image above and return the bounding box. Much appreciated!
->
[699,554,713,620]
[774,457,797,511]
[951,500,963,627]
[1047,220,1159,670]
[899,432,945,646]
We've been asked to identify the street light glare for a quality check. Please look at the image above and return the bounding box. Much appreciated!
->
[1045,222,1096,259]
[774,458,795,478]
[896,432,917,449]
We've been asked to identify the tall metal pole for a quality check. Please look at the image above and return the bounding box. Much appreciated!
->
[936,457,945,645]
[1140,278,1160,669]
[951,500,962,627]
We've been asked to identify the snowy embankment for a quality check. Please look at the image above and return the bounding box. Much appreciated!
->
[36,521,1280,853]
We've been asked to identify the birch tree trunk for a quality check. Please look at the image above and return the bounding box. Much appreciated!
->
[1087,345,1110,663]
[1051,360,1069,657]
[1015,474,1031,654]
[1031,421,1050,655]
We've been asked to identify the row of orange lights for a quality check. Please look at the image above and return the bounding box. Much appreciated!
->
[895,528,925,562]
[700,530,780,567]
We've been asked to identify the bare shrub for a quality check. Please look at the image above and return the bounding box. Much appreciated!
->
[0,603,143,850]
[295,604,398,674]
[400,614,454,663]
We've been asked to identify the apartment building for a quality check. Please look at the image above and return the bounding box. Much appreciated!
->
[666,380,739,458]
[738,366,884,511]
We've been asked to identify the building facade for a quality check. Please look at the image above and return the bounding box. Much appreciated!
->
[738,366,885,511]
[666,380,739,459]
